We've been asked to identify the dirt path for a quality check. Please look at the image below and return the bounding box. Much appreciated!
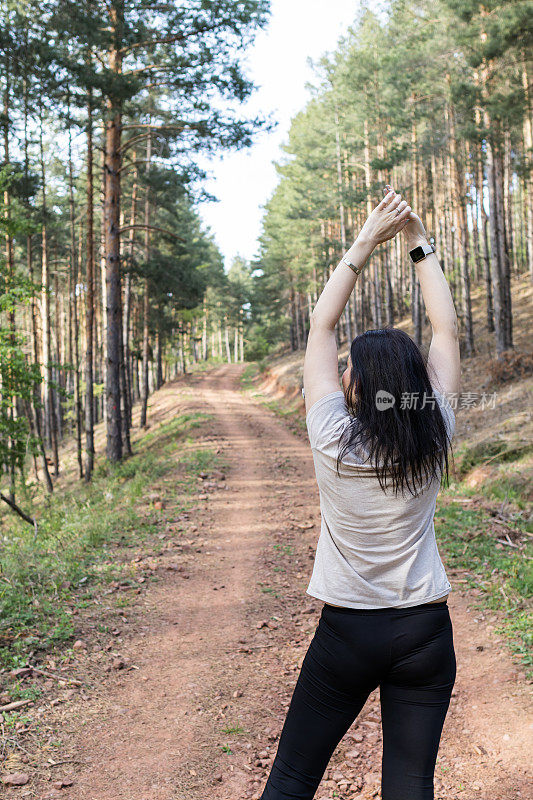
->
[24,364,531,800]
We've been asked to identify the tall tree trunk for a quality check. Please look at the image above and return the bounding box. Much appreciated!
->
[469,152,482,283]
[23,68,53,493]
[521,59,533,280]
[294,289,302,349]
[3,48,17,499]
[202,296,209,360]
[411,116,422,346]
[117,262,132,454]
[104,2,124,460]
[85,88,95,480]
[478,26,513,353]
[224,316,231,362]
[473,92,495,333]
[140,276,150,427]
[54,270,63,450]
[384,246,394,325]
[493,140,513,348]
[156,324,163,387]
[485,124,511,353]
[39,99,56,472]
[123,154,137,426]
[335,103,351,341]
[140,131,152,428]
[67,93,84,478]
[447,94,474,355]
[362,121,374,333]
[239,307,244,362]
[503,129,515,275]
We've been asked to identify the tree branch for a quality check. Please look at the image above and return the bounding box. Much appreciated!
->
[117,159,154,174]
[120,23,221,55]
[121,123,188,131]
[119,126,185,155]
[119,224,185,242]
[0,493,37,529]
[123,64,176,76]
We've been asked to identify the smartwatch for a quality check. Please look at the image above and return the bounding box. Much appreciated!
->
[409,242,436,263]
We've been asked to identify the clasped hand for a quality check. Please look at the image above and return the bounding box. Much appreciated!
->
[358,185,424,248]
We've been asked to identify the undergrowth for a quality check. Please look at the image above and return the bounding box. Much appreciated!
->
[436,491,532,676]
[240,362,307,436]
[0,410,218,670]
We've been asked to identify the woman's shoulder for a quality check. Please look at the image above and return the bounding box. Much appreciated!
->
[306,390,351,451]
[306,391,374,467]
[305,389,345,420]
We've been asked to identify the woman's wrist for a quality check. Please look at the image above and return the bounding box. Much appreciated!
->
[349,232,377,261]
[354,230,376,248]
[406,235,429,249]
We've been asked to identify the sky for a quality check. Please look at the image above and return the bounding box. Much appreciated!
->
[197,0,366,270]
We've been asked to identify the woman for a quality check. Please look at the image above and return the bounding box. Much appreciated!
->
[260,186,460,800]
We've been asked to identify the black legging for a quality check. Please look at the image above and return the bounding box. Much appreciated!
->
[260,600,456,800]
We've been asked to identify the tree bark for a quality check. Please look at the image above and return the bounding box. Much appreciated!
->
[522,59,533,280]
[85,88,95,480]
[335,103,351,341]
[447,94,474,355]
[123,154,137,427]
[104,1,124,460]
[493,140,513,348]
[140,131,152,428]
[39,98,56,471]
[485,124,512,353]
[67,93,84,479]
[411,116,422,346]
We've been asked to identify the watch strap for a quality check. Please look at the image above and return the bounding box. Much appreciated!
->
[409,242,435,263]
[341,255,364,275]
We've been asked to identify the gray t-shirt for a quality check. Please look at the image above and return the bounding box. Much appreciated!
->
[305,387,455,609]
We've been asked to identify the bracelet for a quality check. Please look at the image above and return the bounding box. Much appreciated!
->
[341,255,364,275]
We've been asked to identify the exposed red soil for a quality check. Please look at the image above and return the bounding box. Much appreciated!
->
[4,364,531,800]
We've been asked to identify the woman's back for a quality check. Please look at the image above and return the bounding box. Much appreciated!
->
[260,186,460,800]
[305,386,455,609]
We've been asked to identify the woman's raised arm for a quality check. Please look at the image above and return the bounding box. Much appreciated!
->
[393,186,461,398]
[303,190,412,414]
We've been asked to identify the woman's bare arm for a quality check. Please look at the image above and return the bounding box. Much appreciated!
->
[397,192,461,398]
[304,190,412,413]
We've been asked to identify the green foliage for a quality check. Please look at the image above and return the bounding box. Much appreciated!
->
[0,165,43,496]
[0,409,219,668]
[0,0,273,468]
[455,440,533,476]
[251,0,533,351]
[436,495,532,675]
[0,330,41,479]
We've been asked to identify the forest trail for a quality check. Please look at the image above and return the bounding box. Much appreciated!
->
[31,364,531,800]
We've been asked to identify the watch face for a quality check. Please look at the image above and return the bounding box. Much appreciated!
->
[410,246,425,262]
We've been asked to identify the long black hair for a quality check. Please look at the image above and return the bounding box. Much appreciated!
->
[336,327,453,497]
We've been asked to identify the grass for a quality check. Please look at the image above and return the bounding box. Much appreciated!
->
[240,362,263,388]
[273,544,294,556]
[452,439,533,511]
[240,362,308,437]
[0,410,222,672]
[437,482,532,675]
[221,723,245,735]
[258,583,279,598]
